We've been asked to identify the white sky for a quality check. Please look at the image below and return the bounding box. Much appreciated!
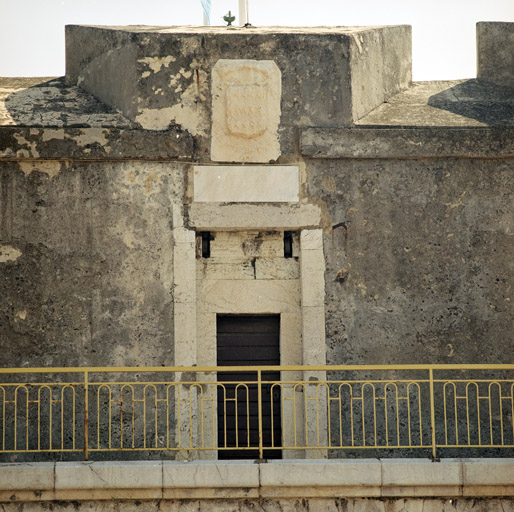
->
[0,0,513,81]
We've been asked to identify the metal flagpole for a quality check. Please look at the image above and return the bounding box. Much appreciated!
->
[239,0,249,26]
[201,0,211,26]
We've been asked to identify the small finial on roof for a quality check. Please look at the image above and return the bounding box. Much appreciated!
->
[223,11,236,26]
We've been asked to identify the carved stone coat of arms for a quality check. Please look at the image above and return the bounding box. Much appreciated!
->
[225,86,268,139]
[211,59,281,163]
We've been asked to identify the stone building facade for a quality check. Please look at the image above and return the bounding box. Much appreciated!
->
[1,21,514,511]
[1,23,514,372]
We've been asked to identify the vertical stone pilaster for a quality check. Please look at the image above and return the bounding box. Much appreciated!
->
[172,205,198,459]
[173,204,197,367]
[300,229,328,458]
[280,312,304,459]
[300,229,327,366]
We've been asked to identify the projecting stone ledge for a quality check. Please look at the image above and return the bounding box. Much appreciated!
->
[0,76,194,160]
[0,127,194,160]
[301,126,514,159]
[1,459,514,501]
[303,77,514,159]
[188,203,322,231]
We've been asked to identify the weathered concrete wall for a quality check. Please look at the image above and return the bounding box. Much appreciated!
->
[349,26,412,121]
[0,161,184,367]
[3,153,513,368]
[65,25,411,159]
[0,24,513,475]
[306,157,514,364]
[1,25,513,377]
[477,22,514,88]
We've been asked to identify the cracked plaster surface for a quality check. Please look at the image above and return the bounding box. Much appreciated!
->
[18,161,62,178]
[135,64,208,134]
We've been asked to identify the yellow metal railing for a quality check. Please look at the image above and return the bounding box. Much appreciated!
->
[1,365,514,460]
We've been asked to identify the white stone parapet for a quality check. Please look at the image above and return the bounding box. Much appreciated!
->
[2,459,514,501]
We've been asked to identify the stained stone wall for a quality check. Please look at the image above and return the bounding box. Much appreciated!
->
[1,23,514,372]
[0,499,512,512]
[477,22,514,87]
[1,26,514,512]
[3,154,514,369]
[64,25,411,159]
[0,160,184,367]
[308,157,514,365]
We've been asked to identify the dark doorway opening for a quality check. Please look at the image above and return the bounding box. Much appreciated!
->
[217,314,282,459]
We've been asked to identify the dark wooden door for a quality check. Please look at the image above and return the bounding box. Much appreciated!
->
[217,314,282,459]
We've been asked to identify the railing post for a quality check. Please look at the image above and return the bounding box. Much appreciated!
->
[429,368,437,459]
[84,371,89,461]
[257,369,263,459]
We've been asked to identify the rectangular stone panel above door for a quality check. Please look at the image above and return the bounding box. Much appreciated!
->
[193,165,299,203]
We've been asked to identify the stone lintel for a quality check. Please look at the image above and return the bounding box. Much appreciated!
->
[188,203,322,231]
[2,459,514,501]
[301,127,514,159]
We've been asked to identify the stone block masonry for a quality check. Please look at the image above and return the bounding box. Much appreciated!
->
[1,459,514,505]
